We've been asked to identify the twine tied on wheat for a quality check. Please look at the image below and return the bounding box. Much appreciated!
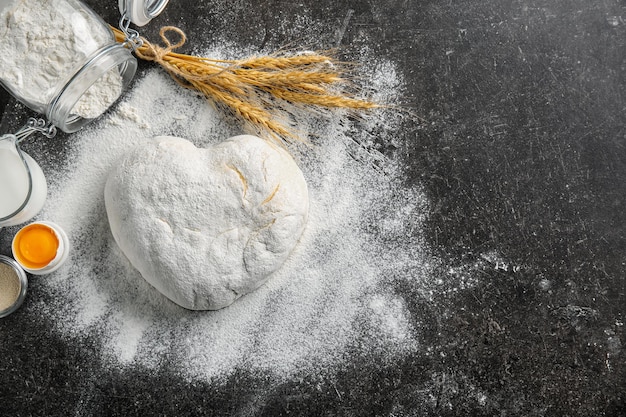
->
[112,26,378,145]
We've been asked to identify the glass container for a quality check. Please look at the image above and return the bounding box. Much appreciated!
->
[119,0,169,27]
[0,0,137,133]
[0,132,47,228]
[0,255,28,318]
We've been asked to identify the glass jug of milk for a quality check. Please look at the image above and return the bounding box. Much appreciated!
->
[0,132,47,228]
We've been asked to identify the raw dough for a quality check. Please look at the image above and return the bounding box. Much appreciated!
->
[104,135,309,310]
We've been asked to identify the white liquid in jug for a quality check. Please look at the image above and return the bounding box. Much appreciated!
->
[0,148,29,218]
[0,145,47,226]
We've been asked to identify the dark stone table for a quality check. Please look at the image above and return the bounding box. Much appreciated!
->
[1,0,624,415]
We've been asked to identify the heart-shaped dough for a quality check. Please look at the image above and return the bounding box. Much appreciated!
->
[104,135,309,310]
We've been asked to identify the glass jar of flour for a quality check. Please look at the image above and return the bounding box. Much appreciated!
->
[0,0,138,133]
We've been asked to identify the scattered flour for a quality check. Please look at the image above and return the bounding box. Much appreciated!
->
[34,53,432,380]
[0,0,123,119]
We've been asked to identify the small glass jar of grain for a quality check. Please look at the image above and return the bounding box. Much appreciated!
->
[0,255,28,318]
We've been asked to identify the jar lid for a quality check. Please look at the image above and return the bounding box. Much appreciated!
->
[119,0,169,27]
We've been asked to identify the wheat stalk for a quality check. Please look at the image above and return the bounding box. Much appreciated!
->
[112,26,378,144]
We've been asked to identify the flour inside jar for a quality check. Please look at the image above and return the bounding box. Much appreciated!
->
[0,0,125,121]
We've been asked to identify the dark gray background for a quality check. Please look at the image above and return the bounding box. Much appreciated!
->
[1,0,625,415]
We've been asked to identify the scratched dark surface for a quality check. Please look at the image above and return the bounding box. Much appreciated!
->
[1,0,625,416]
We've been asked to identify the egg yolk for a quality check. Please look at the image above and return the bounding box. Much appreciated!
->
[14,224,59,269]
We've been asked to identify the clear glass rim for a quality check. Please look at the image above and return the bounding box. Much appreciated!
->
[119,0,169,26]
[0,135,33,223]
[145,0,169,18]
[47,43,137,133]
